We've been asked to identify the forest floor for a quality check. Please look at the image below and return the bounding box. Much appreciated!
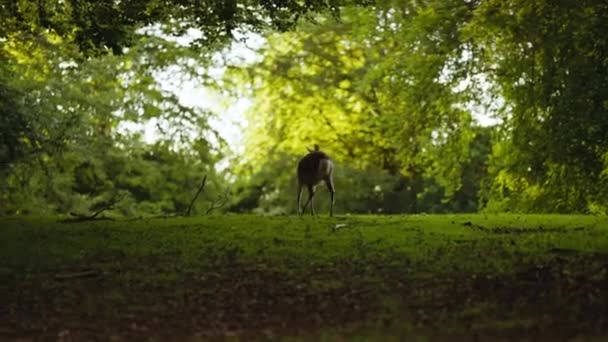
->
[1,214,607,341]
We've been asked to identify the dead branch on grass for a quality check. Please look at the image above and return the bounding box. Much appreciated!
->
[61,193,127,222]
[54,270,98,280]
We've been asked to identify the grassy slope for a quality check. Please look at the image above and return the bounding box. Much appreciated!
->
[1,214,607,340]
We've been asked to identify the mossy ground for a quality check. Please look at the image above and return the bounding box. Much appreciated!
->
[1,214,607,340]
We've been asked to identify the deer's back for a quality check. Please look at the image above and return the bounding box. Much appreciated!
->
[297,151,333,185]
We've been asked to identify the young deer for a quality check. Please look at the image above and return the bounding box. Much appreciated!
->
[297,144,335,216]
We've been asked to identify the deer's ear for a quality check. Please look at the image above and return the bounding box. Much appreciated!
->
[306,147,314,152]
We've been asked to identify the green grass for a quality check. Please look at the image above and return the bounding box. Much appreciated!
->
[1,214,607,340]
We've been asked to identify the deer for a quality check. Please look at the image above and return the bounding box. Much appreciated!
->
[297,144,335,216]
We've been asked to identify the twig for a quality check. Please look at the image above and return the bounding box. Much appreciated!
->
[61,193,126,222]
[340,288,372,300]
[63,214,115,223]
[330,223,350,233]
[186,175,207,216]
[89,193,127,219]
[205,189,230,215]
[54,270,98,280]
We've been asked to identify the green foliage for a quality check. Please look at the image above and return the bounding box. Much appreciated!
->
[2,0,608,214]
[0,0,375,55]
[0,25,224,216]
[228,3,488,213]
[226,0,608,214]
[468,0,608,212]
[0,0,382,217]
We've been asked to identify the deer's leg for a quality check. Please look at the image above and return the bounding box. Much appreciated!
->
[301,184,315,216]
[309,184,316,216]
[325,177,335,217]
[300,186,313,214]
[297,184,303,215]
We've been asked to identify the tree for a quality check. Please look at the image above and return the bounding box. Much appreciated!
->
[0,0,375,54]
[227,2,486,213]
[0,21,224,215]
[0,0,376,215]
[470,0,608,212]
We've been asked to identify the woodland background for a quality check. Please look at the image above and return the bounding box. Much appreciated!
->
[2,0,608,217]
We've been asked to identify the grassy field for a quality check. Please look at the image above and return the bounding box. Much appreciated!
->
[1,214,607,340]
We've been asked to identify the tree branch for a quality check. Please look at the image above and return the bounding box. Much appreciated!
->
[186,175,207,216]
[62,193,126,223]
[205,188,230,215]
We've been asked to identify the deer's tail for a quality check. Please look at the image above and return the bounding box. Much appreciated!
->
[319,158,333,176]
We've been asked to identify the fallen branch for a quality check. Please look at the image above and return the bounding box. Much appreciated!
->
[62,214,115,223]
[186,175,207,216]
[54,270,98,280]
[61,193,126,223]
